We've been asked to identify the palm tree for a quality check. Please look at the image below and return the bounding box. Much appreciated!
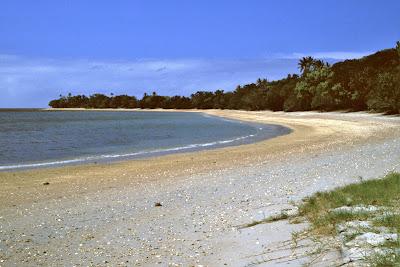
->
[256,78,268,87]
[313,59,325,70]
[298,56,315,74]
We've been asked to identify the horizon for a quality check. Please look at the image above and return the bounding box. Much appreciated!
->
[1,0,399,108]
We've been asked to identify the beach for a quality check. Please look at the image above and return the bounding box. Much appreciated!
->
[1,110,400,266]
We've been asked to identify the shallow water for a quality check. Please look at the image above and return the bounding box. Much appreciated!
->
[0,110,290,170]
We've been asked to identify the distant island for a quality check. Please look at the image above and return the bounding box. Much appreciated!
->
[49,42,400,114]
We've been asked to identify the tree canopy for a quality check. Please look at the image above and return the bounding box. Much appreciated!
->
[49,43,400,114]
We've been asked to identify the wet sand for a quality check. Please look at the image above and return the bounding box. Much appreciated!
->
[0,110,400,266]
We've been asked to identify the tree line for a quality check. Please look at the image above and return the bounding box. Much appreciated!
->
[49,42,400,114]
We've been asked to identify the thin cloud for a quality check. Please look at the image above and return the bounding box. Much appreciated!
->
[0,55,300,108]
[275,51,372,60]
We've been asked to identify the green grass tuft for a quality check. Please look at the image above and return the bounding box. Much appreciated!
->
[297,172,400,265]
[240,212,289,228]
[368,251,400,266]
[373,214,400,233]
[298,172,400,235]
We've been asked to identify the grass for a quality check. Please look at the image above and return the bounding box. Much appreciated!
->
[298,172,400,266]
[240,211,289,228]
[369,252,400,266]
[373,213,400,233]
[239,173,400,265]
[298,172,400,235]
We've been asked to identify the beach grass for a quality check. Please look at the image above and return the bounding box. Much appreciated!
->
[298,172,400,265]
[240,211,289,228]
[298,172,400,234]
[243,173,400,265]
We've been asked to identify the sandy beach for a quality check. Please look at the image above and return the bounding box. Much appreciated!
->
[1,110,400,266]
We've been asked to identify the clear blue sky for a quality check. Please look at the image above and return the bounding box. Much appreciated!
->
[1,0,399,107]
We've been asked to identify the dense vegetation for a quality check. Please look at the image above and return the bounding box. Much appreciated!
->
[49,43,400,114]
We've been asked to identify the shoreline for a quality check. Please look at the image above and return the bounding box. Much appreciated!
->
[1,110,398,208]
[1,110,400,265]
[0,110,291,172]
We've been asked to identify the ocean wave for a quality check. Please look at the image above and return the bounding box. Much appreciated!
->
[0,134,256,170]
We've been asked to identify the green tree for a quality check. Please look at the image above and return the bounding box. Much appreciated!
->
[48,45,400,114]
[295,60,348,110]
[88,94,110,108]
[367,72,400,114]
[298,56,315,74]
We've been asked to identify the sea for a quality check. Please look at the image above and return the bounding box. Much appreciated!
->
[0,110,290,170]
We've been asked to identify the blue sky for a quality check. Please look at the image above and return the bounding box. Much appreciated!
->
[1,0,399,107]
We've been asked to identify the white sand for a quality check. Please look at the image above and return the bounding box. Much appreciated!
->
[0,110,399,266]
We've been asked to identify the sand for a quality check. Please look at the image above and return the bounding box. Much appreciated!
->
[0,110,399,266]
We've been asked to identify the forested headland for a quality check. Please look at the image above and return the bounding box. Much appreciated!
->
[49,42,400,114]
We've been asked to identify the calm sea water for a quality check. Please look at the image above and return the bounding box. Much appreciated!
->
[0,110,290,170]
